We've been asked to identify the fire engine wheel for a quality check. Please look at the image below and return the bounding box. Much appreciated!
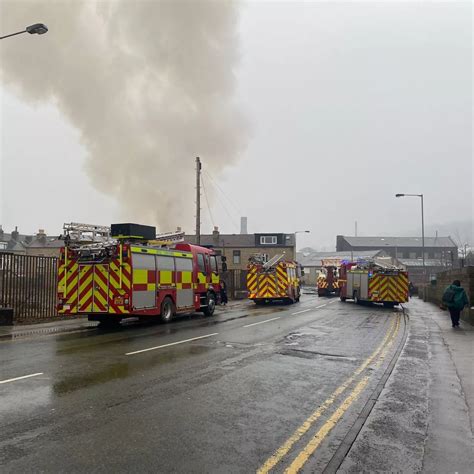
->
[203,292,216,317]
[96,317,122,328]
[383,302,396,308]
[353,292,360,305]
[160,297,175,323]
[340,296,347,302]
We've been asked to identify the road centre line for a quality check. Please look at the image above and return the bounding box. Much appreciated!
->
[285,376,370,473]
[292,304,326,315]
[0,372,44,385]
[291,309,312,315]
[257,317,399,474]
[125,333,219,356]
[243,317,281,328]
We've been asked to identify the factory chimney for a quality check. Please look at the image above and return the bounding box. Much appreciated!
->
[240,217,248,235]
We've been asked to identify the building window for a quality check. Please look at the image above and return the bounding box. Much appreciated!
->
[233,250,241,264]
[409,252,417,259]
[0,242,6,250]
[260,236,277,245]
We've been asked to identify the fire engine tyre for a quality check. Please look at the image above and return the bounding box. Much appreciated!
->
[340,296,347,302]
[353,292,360,305]
[96,317,121,328]
[383,302,396,308]
[160,297,175,323]
[203,292,216,317]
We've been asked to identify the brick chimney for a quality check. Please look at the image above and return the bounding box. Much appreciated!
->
[212,226,220,246]
[11,226,19,242]
[37,229,47,244]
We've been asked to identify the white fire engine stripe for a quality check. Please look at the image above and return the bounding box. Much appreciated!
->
[0,372,44,385]
[243,317,281,328]
[125,333,219,356]
[291,308,312,315]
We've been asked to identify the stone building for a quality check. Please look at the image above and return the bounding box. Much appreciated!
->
[0,226,63,257]
[185,227,296,271]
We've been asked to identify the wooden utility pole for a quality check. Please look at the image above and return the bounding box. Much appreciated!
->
[195,157,201,245]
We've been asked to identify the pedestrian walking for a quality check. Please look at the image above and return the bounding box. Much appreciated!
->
[220,280,228,306]
[442,280,469,328]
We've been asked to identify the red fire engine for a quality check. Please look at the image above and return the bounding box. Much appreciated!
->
[57,223,221,324]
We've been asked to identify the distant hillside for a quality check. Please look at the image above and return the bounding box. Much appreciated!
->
[420,220,473,246]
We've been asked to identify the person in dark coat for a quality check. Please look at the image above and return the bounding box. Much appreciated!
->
[442,280,469,328]
[220,280,228,306]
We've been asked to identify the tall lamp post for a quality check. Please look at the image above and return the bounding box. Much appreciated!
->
[0,23,48,40]
[295,230,310,260]
[395,193,425,278]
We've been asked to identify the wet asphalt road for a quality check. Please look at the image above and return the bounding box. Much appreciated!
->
[0,294,405,473]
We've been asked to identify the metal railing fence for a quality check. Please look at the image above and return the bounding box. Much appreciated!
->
[0,253,58,321]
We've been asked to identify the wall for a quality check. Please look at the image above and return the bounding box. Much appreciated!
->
[422,266,474,325]
[26,247,62,258]
[301,267,318,286]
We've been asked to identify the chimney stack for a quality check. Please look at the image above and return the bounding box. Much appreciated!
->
[37,229,46,243]
[11,226,19,242]
[240,216,248,235]
[212,226,220,246]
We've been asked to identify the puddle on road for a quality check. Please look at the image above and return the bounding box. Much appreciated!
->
[52,344,213,396]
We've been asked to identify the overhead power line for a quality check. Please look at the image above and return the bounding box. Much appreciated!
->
[201,174,215,228]
[203,172,239,231]
[204,171,243,216]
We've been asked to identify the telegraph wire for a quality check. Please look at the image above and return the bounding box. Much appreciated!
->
[201,174,215,228]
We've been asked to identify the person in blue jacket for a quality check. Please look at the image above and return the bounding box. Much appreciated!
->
[442,280,469,328]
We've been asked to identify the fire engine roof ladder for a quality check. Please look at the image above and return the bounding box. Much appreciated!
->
[263,253,285,270]
[148,231,185,247]
[63,222,112,245]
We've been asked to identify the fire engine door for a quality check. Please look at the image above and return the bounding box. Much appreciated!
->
[78,264,109,313]
[92,265,110,312]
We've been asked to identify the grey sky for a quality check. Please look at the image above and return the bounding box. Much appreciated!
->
[1,1,472,250]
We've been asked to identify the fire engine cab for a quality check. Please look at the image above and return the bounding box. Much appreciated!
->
[57,223,221,324]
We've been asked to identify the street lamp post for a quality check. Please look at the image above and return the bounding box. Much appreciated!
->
[1,23,48,40]
[395,193,425,278]
[295,230,310,260]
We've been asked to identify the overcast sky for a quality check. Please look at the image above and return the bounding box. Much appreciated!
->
[1,1,472,250]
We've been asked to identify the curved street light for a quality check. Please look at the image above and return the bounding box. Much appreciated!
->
[294,230,310,259]
[395,193,425,277]
[1,23,48,40]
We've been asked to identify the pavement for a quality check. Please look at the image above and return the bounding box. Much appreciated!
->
[340,297,474,473]
[0,295,473,472]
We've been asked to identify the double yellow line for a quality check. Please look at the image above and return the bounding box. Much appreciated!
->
[257,315,401,474]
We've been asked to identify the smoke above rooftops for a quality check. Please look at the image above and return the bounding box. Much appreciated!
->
[0,1,248,231]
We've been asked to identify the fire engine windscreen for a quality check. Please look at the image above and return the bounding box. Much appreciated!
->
[0,1,248,229]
